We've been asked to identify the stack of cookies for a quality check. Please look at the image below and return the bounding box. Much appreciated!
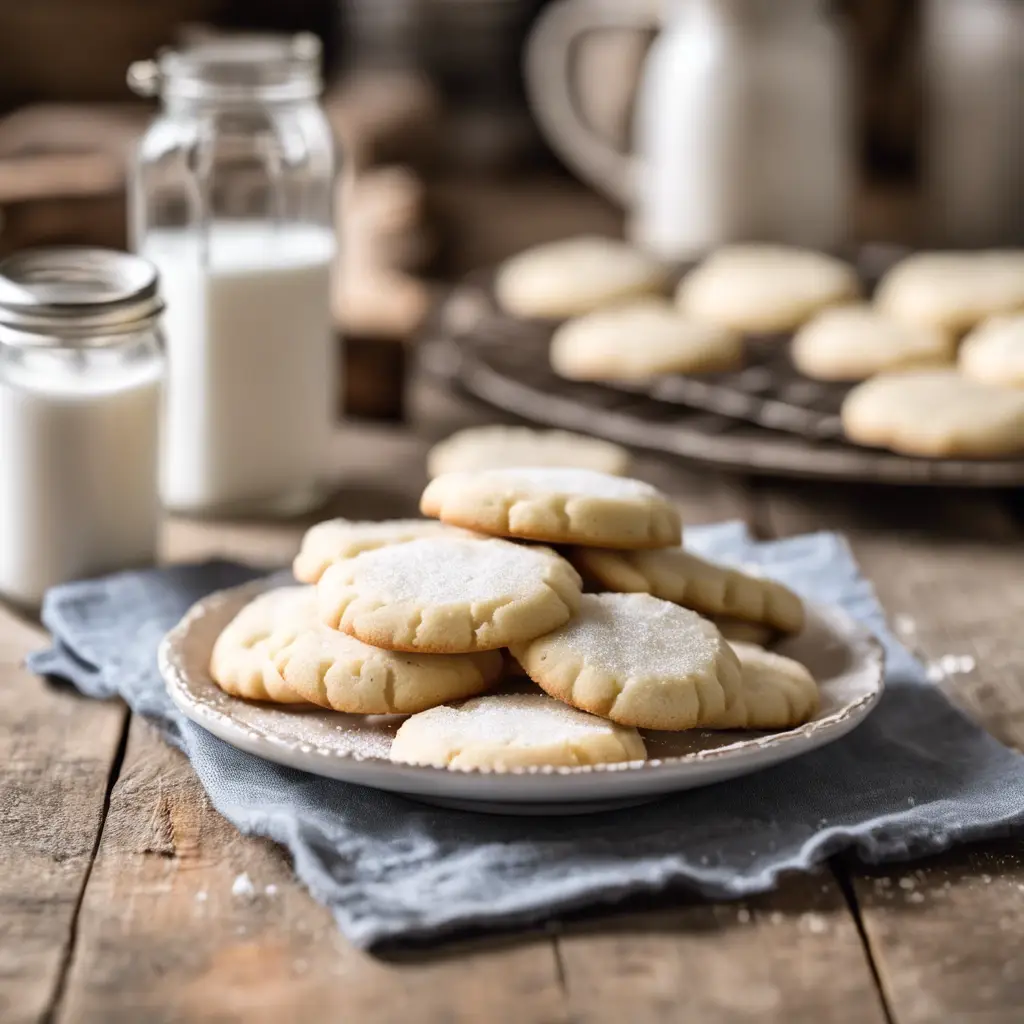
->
[210,468,819,772]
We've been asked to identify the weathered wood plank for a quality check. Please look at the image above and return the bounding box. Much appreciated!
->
[763,483,1024,1024]
[0,607,126,1024]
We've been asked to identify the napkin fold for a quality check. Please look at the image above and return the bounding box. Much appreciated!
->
[29,523,1024,949]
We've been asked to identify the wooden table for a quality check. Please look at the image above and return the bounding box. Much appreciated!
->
[3,377,1023,1024]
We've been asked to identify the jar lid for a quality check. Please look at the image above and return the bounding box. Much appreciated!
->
[128,33,323,105]
[0,247,164,344]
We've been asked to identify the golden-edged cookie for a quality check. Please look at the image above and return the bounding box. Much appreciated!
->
[427,425,629,479]
[875,251,1024,335]
[294,518,473,584]
[510,592,743,731]
[273,629,502,715]
[677,245,860,333]
[421,468,681,549]
[389,693,646,770]
[550,300,744,381]
[494,235,666,319]
[791,304,956,382]
[704,642,819,730]
[209,586,318,703]
[958,315,1024,389]
[841,369,1024,458]
[317,536,582,653]
[568,546,804,634]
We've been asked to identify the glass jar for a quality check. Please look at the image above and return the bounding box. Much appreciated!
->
[128,34,337,516]
[0,248,165,608]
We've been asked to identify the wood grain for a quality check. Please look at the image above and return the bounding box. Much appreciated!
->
[0,608,126,1024]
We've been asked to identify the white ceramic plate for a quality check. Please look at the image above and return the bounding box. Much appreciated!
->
[160,579,885,815]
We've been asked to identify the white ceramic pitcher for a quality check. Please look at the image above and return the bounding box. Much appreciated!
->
[525,0,853,260]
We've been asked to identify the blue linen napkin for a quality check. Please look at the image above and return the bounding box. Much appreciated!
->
[28,523,1024,949]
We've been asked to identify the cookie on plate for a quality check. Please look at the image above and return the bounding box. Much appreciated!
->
[294,518,474,584]
[209,586,318,703]
[568,546,804,634]
[389,693,646,770]
[421,468,681,549]
[704,642,819,730]
[510,592,743,731]
[677,245,860,333]
[317,536,582,653]
[494,235,666,319]
[273,628,502,715]
[875,251,1024,335]
[550,299,744,381]
[841,369,1024,458]
[427,425,629,479]
[791,304,956,382]
[959,315,1024,389]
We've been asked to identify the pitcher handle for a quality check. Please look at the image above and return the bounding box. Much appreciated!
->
[524,0,659,206]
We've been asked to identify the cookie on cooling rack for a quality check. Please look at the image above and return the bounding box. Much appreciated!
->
[510,592,742,731]
[841,369,1024,458]
[792,304,956,382]
[876,251,1024,335]
[426,425,629,478]
[389,693,646,770]
[959,315,1024,390]
[494,235,666,319]
[550,299,744,381]
[677,245,860,333]
[421,467,682,549]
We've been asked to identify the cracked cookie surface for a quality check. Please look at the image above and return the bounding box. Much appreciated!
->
[317,536,582,653]
[273,626,502,715]
[389,693,646,769]
[510,592,743,731]
[420,468,681,549]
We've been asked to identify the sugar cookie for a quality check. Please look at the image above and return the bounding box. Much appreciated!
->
[317,536,582,653]
[209,586,318,703]
[294,518,474,584]
[427,425,629,479]
[791,304,956,382]
[494,235,666,319]
[841,369,1024,458]
[677,245,860,333]
[550,299,744,381]
[388,693,646,770]
[705,642,819,730]
[421,468,681,549]
[273,628,502,715]
[510,592,743,731]
[876,251,1024,334]
[959,315,1024,389]
[568,546,804,634]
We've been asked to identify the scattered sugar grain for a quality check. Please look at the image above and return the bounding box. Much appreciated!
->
[195,890,208,903]
[232,873,256,898]
[894,614,917,637]
[908,892,926,904]
[265,884,278,896]
[801,913,828,935]
[898,877,916,891]
[736,908,751,924]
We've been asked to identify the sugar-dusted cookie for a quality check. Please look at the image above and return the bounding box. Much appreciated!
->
[494,235,666,319]
[677,245,860,333]
[705,642,819,730]
[294,518,472,584]
[876,251,1024,335]
[791,304,956,382]
[389,693,646,770]
[510,592,742,731]
[841,369,1024,458]
[550,299,744,381]
[959,315,1024,389]
[317,536,582,653]
[427,425,629,479]
[421,468,681,549]
[209,586,318,703]
[567,546,804,634]
[273,628,502,715]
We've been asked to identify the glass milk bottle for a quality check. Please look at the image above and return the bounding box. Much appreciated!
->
[128,34,336,516]
[0,249,164,608]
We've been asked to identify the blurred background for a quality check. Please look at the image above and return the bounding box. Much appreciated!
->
[0,0,1018,418]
